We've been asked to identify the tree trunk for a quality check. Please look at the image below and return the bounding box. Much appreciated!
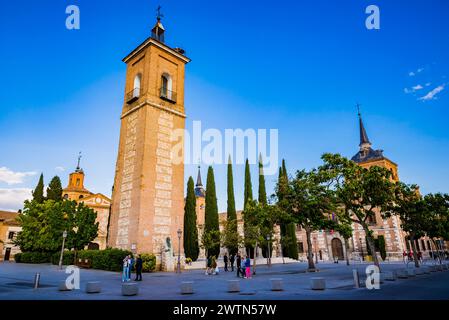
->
[344,237,350,266]
[409,235,420,268]
[253,241,258,275]
[305,228,315,271]
[362,224,380,269]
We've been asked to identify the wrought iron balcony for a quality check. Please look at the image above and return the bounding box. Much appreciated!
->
[160,87,177,103]
[126,87,141,104]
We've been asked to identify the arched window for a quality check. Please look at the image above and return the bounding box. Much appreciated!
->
[63,194,69,199]
[160,73,173,100]
[133,73,141,98]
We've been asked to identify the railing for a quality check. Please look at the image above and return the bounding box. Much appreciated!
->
[126,87,140,104]
[160,87,177,103]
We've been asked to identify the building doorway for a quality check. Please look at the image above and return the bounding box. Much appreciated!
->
[4,248,11,261]
[331,238,344,260]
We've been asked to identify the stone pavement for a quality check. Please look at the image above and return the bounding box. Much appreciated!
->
[1,261,449,300]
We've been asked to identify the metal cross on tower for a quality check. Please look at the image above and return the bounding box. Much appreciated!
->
[156,5,164,21]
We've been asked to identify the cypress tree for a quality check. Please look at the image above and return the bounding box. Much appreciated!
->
[226,155,238,254]
[46,176,63,201]
[278,160,298,259]
[244,159,253,209]
[32,173,45,204]
[258,155,269,257]
[184,177,199,261]
[204,166,220,257]
[258,155,267,205]
[243,159,254,257]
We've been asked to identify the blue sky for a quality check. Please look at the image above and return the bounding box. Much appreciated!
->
[0,0,448,212]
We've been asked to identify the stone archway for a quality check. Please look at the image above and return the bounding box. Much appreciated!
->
[331,238,344,260]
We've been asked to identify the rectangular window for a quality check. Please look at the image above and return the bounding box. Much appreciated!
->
[415,240,420,251]
[427,240,432,251]
[8,232,15,240]
[421,240,426,251]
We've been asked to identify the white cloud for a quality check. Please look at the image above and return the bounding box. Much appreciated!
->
[408,67,424,77]
[0,167,37,185]
[418,85,445,101]
[425,82,431,87]
[412,84,423,91]
[0,188,32,211]
[404,88,411,94]
[55,166,65,172]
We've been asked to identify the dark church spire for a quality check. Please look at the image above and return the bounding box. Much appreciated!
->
[196,165,203,187]
[357,104,371,148]
[194,165,206,198]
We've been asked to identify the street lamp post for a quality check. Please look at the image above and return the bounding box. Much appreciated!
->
[266,235,271,267]
[58,230,68,270]
[177,229,182,273]
[359,237,364,262]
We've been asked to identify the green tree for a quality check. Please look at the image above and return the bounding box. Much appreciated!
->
[243,159,254,257]
[281,168,336,270]
[62,200,98,257]
[423,193,449,263]
[243,200,282,273]
[226,155,238,255]
[258,155,267,205]
[184,177,199,261]
[204,166,220,257]
[46,176,63,201]
[32,173,45,203]
[335,220,353,265]
[276,159,298,259]
[221,219,243,256]
[320,153,397,269]
[390,183,428,267]
[15,199,98,256]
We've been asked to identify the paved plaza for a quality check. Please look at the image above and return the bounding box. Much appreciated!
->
[1,261,449,300]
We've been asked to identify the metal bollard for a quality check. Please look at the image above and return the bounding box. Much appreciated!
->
[34,273,40,289]
[353,269,360,288]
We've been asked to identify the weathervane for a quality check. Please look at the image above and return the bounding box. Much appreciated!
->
[156,5,164,21]
[76,151,82,170]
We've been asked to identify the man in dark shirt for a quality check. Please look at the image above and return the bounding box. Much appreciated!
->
[223,253,229,272]
[229,253,235,272]
[134,254,143,281]
[236,252,242,277]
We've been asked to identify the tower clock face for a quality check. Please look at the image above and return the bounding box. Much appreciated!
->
[95,197,101,204]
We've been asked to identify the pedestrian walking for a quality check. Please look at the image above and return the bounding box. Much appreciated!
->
[122,256,129,282]
[229,253,235,272]
[223,253,229,272]
[236,252,243,278]
[244,255,251,279]
[127,255,134,281]
[135,254,143,281]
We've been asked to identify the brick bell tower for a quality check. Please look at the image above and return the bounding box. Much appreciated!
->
[107,11,190,268]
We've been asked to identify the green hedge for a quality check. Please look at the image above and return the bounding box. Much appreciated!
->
[14,252,52,264]
[77,248,133,272]
[51,251,76,265]
[16,249,154,273]
[140,253,156,272]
